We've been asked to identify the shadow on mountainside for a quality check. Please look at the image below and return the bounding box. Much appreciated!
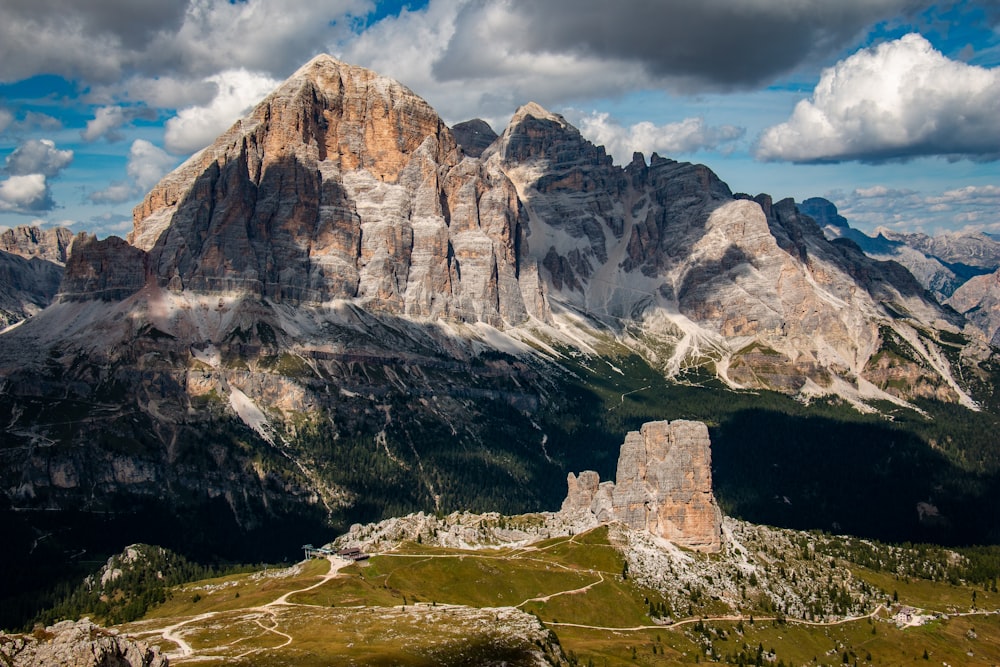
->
[711,408,1000,546]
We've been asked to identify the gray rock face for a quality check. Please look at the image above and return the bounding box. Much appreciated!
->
[60,234,148,302]
[806,197,1000,302]
[561,420,722,553]
[0,225,74,264]
[0,225,74,327]
[122,54,542,327]
[0,251,64,327]
[0,618,167,667]
[451,119,498,158]
[948,268,1000,346]
[20,56,971,406]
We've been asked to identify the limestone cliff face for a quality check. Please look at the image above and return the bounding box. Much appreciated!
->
[123,55,541,327]
[0,250,64,327]
[0,619,167,667]
[495,103,966,404]
[0,225,75,327]
[949,268,1000,347]
[60,234,148,302]
[451,119,498,158]
[29,56,970,405]
[0,225,74,264]
[561,420,722,553]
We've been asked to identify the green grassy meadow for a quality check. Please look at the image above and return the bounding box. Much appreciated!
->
[100,525,1000,666]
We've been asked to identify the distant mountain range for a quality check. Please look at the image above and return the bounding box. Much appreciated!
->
[805,196,1000,346]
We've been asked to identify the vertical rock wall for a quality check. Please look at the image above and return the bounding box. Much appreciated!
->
[561,419,722,552]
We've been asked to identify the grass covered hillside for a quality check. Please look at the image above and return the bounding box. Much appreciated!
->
[12,515,994,667]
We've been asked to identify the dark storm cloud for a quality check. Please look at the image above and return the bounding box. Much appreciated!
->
[4,0,189,47]
[434,0,932,91]
[0,0,370,86]
[0,0,189,83]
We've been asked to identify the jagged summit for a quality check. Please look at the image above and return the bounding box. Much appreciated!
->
[450,118,498,158]
[111,52,544,327]
[561,420,723,553]
[509,101,567,126]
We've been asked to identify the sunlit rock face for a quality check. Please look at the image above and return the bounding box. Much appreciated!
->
[560,420,723,553]
[495,102,968,403]
[0,225,75,264]
[125,55,543,327]
[949,268,1000,347]
[0,618,167,667]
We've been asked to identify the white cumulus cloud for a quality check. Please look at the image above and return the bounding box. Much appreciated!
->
[0,174,52,212]
[88,181,135,205]
[127,140,176,191]
[82,105,158,142]
[575,112,745,164]
[5,139,73,177]
[90,139,178,203]
[832,183,1000,235]
[756,33,1000,163]
[164,69,279,154]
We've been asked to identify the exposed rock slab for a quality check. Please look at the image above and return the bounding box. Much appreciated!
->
[0,250,64,328]
[949,268,1000,346]
[120,54,542,327]
[450,119,498,158]
[0,618,167,667]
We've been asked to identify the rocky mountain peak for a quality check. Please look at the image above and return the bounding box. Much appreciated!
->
[61,55,542,328]
[509,101,568,127]
[450,118,498,158]
[799,197,849,230]
[0,225,74,328]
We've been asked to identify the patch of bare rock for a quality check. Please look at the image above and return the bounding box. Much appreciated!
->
[0,618,167,667]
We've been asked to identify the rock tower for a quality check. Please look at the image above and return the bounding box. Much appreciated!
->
[561,420,723,552]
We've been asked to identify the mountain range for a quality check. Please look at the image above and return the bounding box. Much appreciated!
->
[1,55,999,626]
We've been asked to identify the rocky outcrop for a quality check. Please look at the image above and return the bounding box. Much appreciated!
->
[0,225,74,264]
[948,268,1000,346]
[0,618,167,667]
[451,119,498,158]
[561,420,722,552]
[0,225,74,326]
[0,250,64,327]
[59,234,148,302]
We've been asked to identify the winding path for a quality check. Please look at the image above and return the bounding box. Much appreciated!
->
[148,556,349,661]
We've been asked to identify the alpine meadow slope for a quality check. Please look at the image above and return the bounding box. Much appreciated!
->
[1,55,999,628]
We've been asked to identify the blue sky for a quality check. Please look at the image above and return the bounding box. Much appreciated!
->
[1,0,998,238]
